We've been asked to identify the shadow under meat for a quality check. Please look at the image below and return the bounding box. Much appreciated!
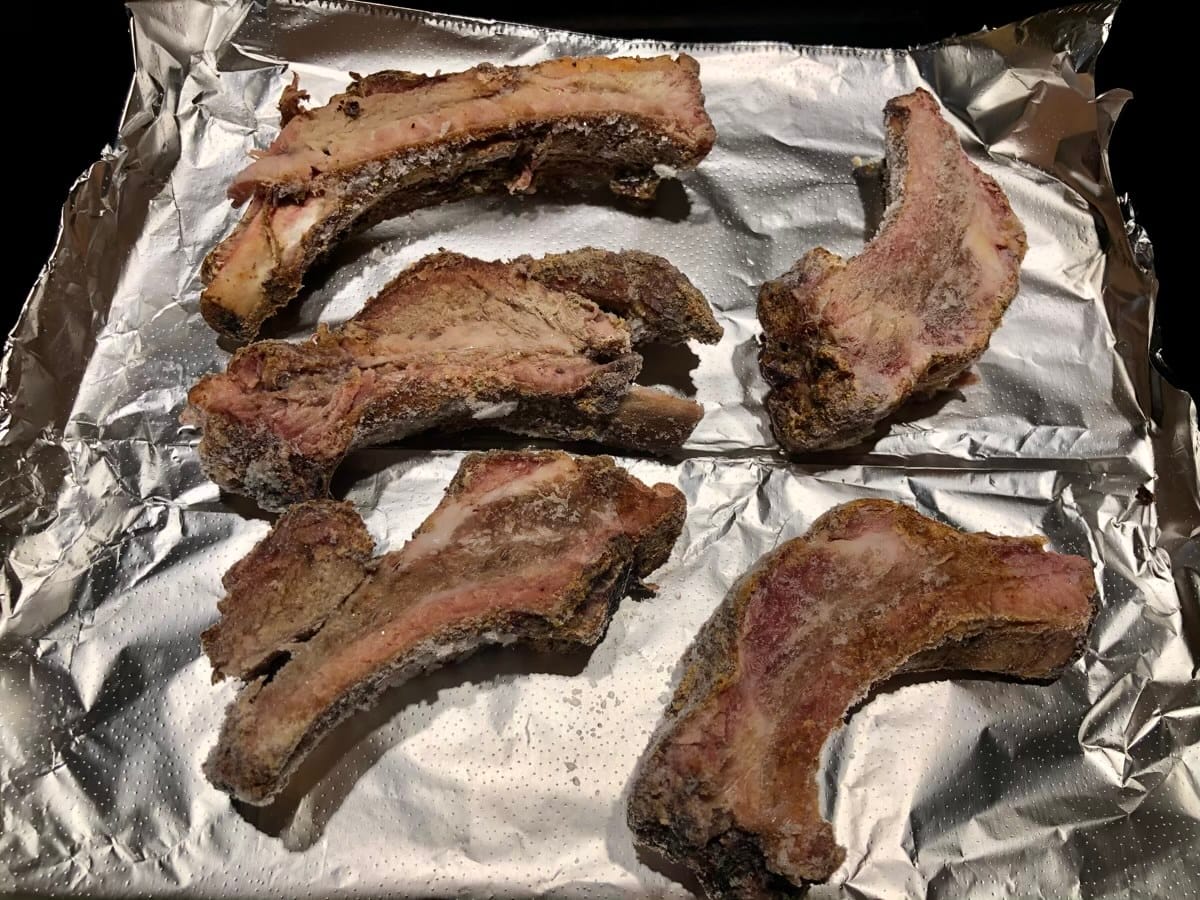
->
[636,341,700,395]
[253,234,381,341]
[238,180,695,341]
[849,667,1065,725]
[345,428,699,467]
[235,642,595,849]
[853,158,888,241]
[878,381,966,426]
[214,332,246,355]
[216,491,278,524]
[633,845,708,898]
[509,177,693,223]
[733,334,777,433]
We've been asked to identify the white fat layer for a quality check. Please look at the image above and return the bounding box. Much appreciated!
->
[788,528,911,646]
[470,400,519,420]
[392,456,577,565]
[962,213,1007,295]
[272,195,329,252]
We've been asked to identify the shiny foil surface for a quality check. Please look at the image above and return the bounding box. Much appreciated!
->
[2,1,1197,896]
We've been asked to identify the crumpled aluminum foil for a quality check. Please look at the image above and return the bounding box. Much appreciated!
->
[2,1,1197,896]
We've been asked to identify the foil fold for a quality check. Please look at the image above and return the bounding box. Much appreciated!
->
[2,1,1197,896]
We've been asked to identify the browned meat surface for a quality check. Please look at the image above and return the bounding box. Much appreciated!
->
[758,89,1027,452]
[628,499,1096,898]
[202,501,374,681]
[522,248,723,345]
[202,55,716,340]
[204,450,686,805]
[184,250,708,511]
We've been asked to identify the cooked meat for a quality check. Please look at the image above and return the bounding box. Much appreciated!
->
[204,450,686,805]
[521,248,722,345]
[528,385,704,455]
[202,501,373,681]
[758,88,1027,452]
[628,499,1096,898]
[202,55,717,340]
[184,250,708,511]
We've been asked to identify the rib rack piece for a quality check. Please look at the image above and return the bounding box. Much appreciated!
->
[185,249,713,511]
[205,450,686,805]
[758,89,1027,452]
[522,248,723,345]
[202,501,374,681]
[202,55,717,339]
[628,499,1096,898]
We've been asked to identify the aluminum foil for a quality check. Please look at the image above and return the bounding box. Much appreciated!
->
[2,1,1197,896]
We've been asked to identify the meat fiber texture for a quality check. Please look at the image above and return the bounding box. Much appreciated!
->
[4,3,1190,899]
[758,89,1028,453]
[184,248,719,511]
[202,55,717,340]
[203,450,686,804]
[628,499,1097,898]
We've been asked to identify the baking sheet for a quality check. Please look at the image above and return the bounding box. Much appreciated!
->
[1,1,1197,896]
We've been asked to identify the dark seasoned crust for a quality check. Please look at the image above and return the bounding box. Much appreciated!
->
[521,248,723,345]
[202,55,716,340]
[758,89,1027,453]
[201,501,374,681]
[186,250,708,511]
[628,566,812,899]
[203,451,686,804]
[627,499,1097,898]
[496,385,704,457]
[182,394,343,513]
[187,375,700,513]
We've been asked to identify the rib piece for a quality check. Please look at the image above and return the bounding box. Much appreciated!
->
[758,88,1028,452]
[537,385,704,455]
[185,250,708,511]
[202,55,717,340]
[202,501,373,681]
[204,450,686,805]
[628,499,1096,898]
[521,248,723,345]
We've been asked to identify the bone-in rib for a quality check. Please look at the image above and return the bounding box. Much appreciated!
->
[205,450,686,805]
[185,249,712,511]
[628,499,1095,897]
[758,89,1027,452]
[202,56,717,339]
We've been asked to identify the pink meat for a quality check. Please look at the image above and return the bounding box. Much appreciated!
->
[628,499,1096,897]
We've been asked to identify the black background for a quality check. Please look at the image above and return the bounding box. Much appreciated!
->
[9,3,1190,399]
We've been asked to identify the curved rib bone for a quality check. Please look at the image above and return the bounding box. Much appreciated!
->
[205,450,686,805]
[202,55,716,340]
[758,89,1027,452]
[628,499,1096,898]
